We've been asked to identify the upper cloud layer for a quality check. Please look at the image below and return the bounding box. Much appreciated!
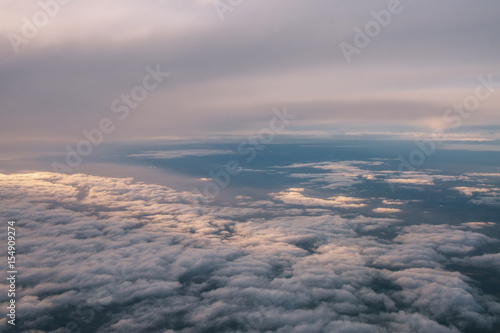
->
[1,1,500,143]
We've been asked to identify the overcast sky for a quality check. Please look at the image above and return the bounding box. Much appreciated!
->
[1,0,500,144]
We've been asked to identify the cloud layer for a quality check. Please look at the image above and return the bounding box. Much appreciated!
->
[2,1,500,144]
[0,172,499,332]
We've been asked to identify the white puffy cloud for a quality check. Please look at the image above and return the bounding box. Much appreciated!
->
[373,208,401,214]
[273,188,366,209]
[275,161,383,189]
[453,187,494,196]
[276,161,474,193]
[453,186,500,206]
[386,178,434,186]
[456,253,500,272]
[465,173,500,178]
[382,200,407,205]
[0,172,499,332]
[461,222,496,229]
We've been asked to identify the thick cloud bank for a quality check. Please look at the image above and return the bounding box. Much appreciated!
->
[0,172,499,332]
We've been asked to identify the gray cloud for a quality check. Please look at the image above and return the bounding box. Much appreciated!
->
[128,149,235,159]
[1,1,500,145]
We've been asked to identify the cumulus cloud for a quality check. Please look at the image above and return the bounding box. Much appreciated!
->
[453,187,494,196]
[457,253,500,272]
[276,161,384,189]
[276,161,473,194]
[0,172,499,332]
[273,188,367,209]
[382,199,407,205]
[465,173,500,178]
[470,196,500,206]
[461,222,496,229]
[385,178,434,186]
[453,186,500,206]
[373,207,401,214]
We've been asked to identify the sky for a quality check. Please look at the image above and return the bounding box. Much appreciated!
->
[1,0,500,146]
[1,2,500,332]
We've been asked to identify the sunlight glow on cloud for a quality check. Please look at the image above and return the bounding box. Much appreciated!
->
[385,178,434,185]
[273,188,367,209]
[373,207,401,214]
